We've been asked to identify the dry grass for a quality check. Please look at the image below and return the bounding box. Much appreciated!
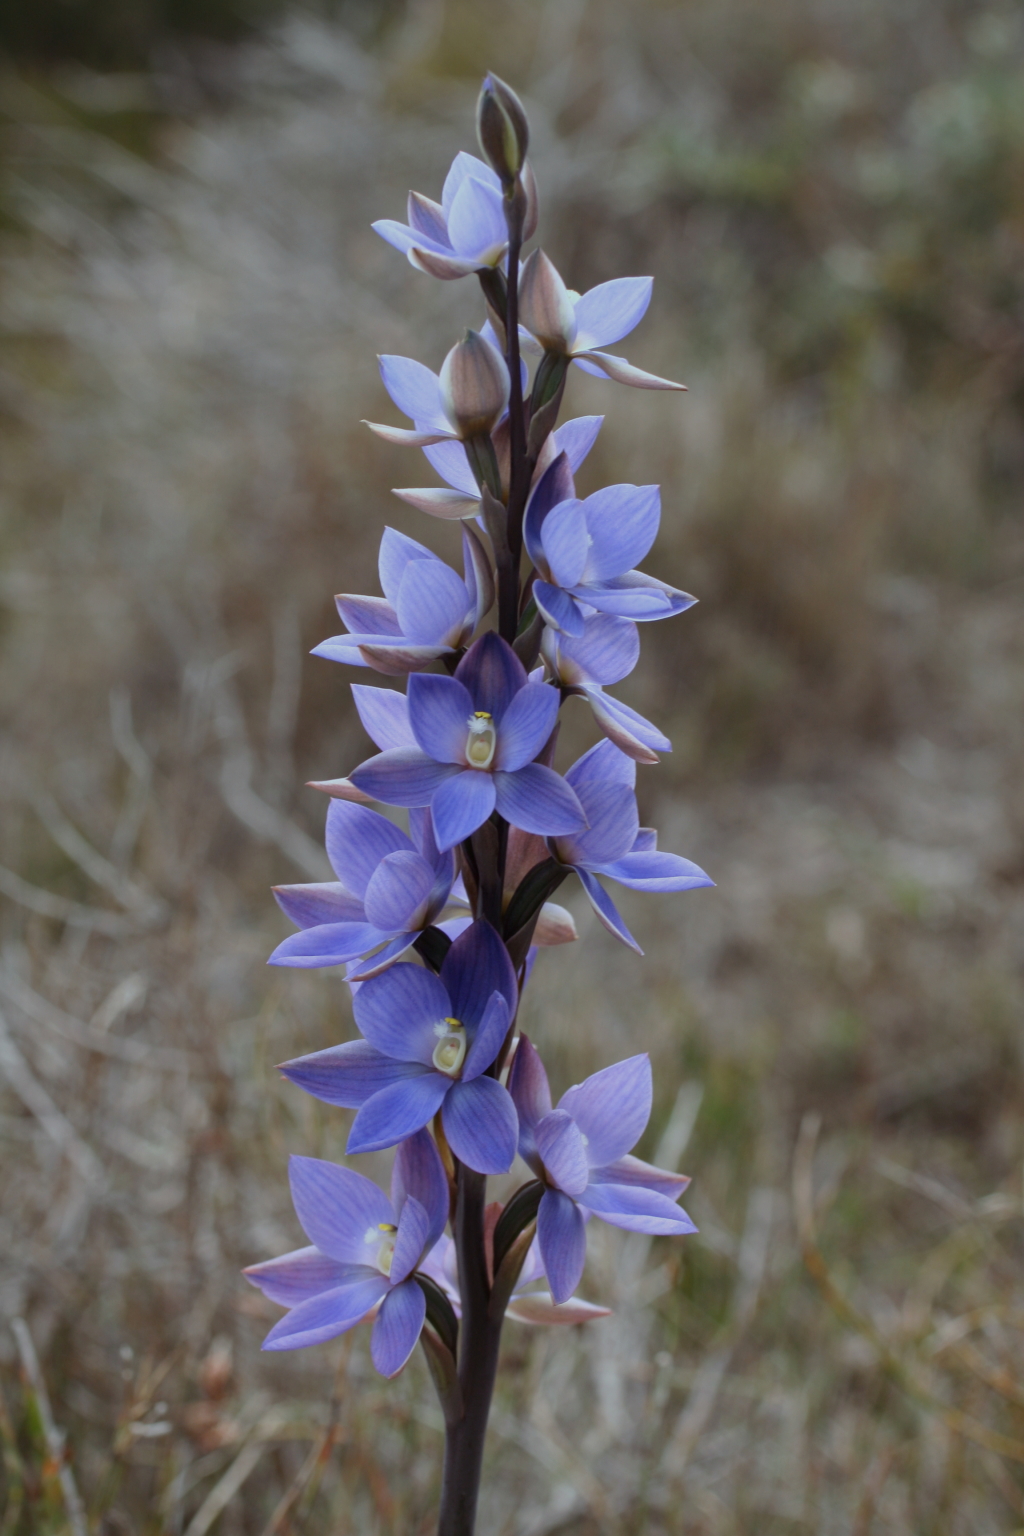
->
[1,1,1023,1530]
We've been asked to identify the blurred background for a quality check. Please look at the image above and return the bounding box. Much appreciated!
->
[1,0,1023,1530]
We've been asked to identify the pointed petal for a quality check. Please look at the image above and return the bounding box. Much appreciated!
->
[462,523,495,629]
[361,850,434,932]
[244,1245,366,1307]
[492,681,559,772]
[440,917,518,1022]
[378,526,435,603]
[461,991,510,1081]
[599,849,714,892]
[541,500,591,589]
[391,1127,449,1247]
[573,867,642,953]
[447,175,508,264]
[287,1155,394,1261]
[430,769,496,851]
[493,764,587,838]
[352,640,454,676]
[442,151,501,215]
[422,438,479,497]
[396,560,470,645]
[364,420,454,447]
[307,776,375,804]
[507,1034,552,1166]
[537,1189,587,1305]
[407,673,474,764]
[273,882,366,930]
[262,1277,388,1351]
[533,580,585,637]
[581,484,661,582]
[378,355,449,432]
[334,594,402,636]
[325,799,410,894]
[345,933,418,981]
[371,1279,426,1376]
[280,1040,427,1107]
[564,737,637,793]
[558,1054,652,1167]
[589,1153,691,1199]
[507,1292,611,1325]
[454,632,527,722]
[353,962,451,1066]
[524,452,576,567]
[268,921,390,968]
[409,245,485,279]
[572,276,652,352]
[351,684,414,750]
[581,1181,697,1235]
[585,688,669,763]
[348,1074,451,1155]
[553,780,638,867]
[350,749,459,807]
[441,1076,518,1174]
[536,1110,590,1198]
[549,415,604,474]
[390,1195,432,1284]
[373,217,434,256]
[407,191,449,243]
[572,350,686,390]
[392,487,480,519]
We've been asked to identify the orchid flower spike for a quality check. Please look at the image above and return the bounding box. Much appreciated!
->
[519,249,686,391]
[548,738,713,953]
[312,525,493,676]
[244,1130,448,1376]
[509,1037,696,1303]
[279,919,520,1175]
[348,631,587,852]
[269,802,467,980]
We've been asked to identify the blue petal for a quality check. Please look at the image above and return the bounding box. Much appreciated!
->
[351,684,416,750]
[361,850,435,933]
[571,276,653,352]
[555,780,638,868]
[430,768,496,851]
[533,580,585,637]
[523,453,575,568]
[461,991,510,1081]
[537,1189,587,1305]
[262,1276,388,1352]
[244,1246,367,1307]
[441,1076,518,1174]
[268,921,391,969]
[353,962,451,1066]
[558,1054,652,1167]
[390,1195,432,1285]
[371,1279,427,1377]
[347,1073,451,1154]
[550,415,604,473]
[350,748,459,807]
[378,356,448,433]
[493,764,587,838]
[507,1034,553,1163]
[548,613,638,687]
[572,867,642,954]
[272,882,366,930]
[378,526,436,607]
[442,151,501,216]
[541,500,590,589]
[407,673,474,765]
[287,1155,394,1262]
[454,632,527,723]
[446,175,507,263]
[535,1110,590,1198]
[422,439,479,497]
[492,680,559,773]
[564,737,637,794]
[440,918,518,1024]
[585,688,671,763]
[325,799,411,895]
[280,1040,427,1107]
[580,1182,697,1235]
[333,594,401,637]
[581,484,661,584]
[597,848,714,892]
[391,1128,450,1247]
[396,559,470,645]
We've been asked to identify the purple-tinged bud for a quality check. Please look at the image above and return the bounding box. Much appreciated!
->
[440,329,510,440]
[519,249,577,353]
[477,73,529,185]
[522,159,540,242]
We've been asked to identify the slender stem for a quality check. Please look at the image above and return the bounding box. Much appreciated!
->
[436,1165,505,1536]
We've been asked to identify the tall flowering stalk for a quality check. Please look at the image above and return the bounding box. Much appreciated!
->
[245,74,712,1536]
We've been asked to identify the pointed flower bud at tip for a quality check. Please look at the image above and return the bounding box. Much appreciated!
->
[440,329,510,440]
[477,72,529,184]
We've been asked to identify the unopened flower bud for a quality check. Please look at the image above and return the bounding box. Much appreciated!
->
[519,249,577,352]
[476,72,529,184]
[440,329,510,439]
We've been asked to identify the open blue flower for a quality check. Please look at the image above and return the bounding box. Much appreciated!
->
[508,1036,696,1303]
[279,920,520,1174]
[269,802,465,980]
[549,739,713,953]
[244,1129,448,1376]
[373,152,510,281]
[312,525,493,676]
[348,632,586,853]
[523,453,696,637]
[541,611,671,763]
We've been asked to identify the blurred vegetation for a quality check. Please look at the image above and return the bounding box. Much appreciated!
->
[0,0,1023,1531]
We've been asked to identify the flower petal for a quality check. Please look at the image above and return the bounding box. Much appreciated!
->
[408,191,449,243]
[572,867,642,953]
[564,737,636,794]
[553,780,638,868]
[507,1034,552,1169]
[262,1277,388,1352]
[272,882,366,930]
[325,799,411,894]
[581,484,661,583]
[588,1153,691,1199]
[580,1181,697,1235]
[353,962,452,1066]
[287,1155,394,1261]
[493,763,587,838]
[549,415,604,474]
[390,1195,432,1285]
[244,1246,370,1307]
[447,175,508,264]
[523,453,576,568]
[391,487,480,519]
[430,768,496,851]
[507,1292,611,1325]
[361,850,435,932]
[364,420,454,447]
[396,560,470,646]
[407,673,474,764]
[345,932,418,981]
[377,526,435,606]
[268,921,390,968]
[542,499,591,590]
[371,1279,427,1377]
[536,1110,590,1198]
[422,439,479,497]
[454,632,527,723]
[572,276,653,352]
[558,1054,652,1167]
[280,1040,428,1107]
[532,580,586,637]
[442,150,501,215]
[348,1073,451,1154]
[461,991,510,1081]
[441,1076,518,1174]
[391,1127,450,1247]
[333,594,402,637]
[573,350,686,390]
[584,688,670,763]
[599,849,714,892]
[409,247,485,280]
[492,680,559,773]
[350,748,459,807]
[378,356,449,433]
[440,918,518,1024]
[537,1189,587,1305]
[351,684,414,750]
